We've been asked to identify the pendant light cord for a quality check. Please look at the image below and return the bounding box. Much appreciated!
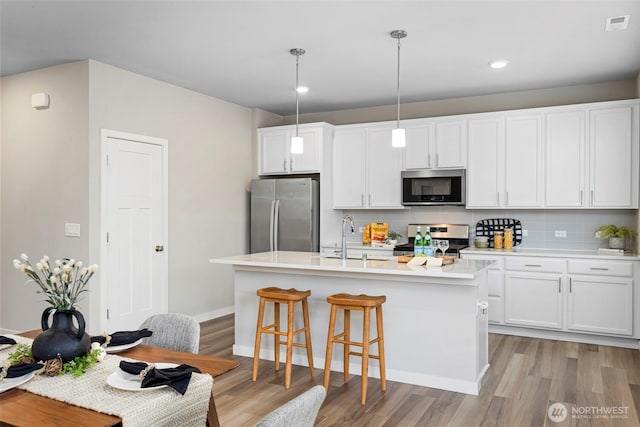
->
[396,36,401,129]
[295,53,300,137]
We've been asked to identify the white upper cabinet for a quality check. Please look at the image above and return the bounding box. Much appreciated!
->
[333,128,367,208]
[467,113,543,208]
[545,111,586,207]
[468,99,639,209]
[333,125,403,209]
[590,106,638,208]
[545,103,639,209]
[504,114,543,207]
[258,123,329,175]
[467,117,504,208]
[403,119,466,170]
[434,119,467,168]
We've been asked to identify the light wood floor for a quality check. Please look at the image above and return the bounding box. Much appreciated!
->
[200,314,640,427]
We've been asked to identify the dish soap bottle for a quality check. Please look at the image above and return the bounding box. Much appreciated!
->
[414,227,424,256]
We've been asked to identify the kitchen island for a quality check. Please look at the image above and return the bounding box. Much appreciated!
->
[210,251,494,394]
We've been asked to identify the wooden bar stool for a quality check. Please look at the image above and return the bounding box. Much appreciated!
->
[323,293,386,405]
[252,286,314,389]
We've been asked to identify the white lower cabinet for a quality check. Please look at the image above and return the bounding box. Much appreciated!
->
[504,272,563,329]
[567,276,633,335]
[461,250,639,340]
[566,259,634,336]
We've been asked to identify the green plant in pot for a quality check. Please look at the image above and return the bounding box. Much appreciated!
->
[595,225,635,250]
[387,231,402,245]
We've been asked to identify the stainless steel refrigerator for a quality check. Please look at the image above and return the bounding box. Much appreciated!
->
[250,177,319,253]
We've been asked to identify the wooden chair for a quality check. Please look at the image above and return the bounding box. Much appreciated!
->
[253,287,314,389]
[323,293,386,405]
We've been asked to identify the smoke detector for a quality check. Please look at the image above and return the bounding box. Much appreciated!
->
[605,15,630,31]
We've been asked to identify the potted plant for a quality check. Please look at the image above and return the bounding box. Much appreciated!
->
[387,231,402,245]
[595,225,635,249]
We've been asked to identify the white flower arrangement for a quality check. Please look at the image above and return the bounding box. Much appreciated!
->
[13,253,98,311]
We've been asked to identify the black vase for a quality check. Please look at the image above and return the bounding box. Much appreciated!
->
[31,307,91,362]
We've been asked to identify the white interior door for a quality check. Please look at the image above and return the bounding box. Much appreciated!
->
[103,130,168,331]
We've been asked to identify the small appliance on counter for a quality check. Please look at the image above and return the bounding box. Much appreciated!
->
[394,224,469,257]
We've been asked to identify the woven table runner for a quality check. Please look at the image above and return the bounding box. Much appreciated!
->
[0,335,213,427]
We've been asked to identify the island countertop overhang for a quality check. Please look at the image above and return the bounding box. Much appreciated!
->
[210,251,494,283]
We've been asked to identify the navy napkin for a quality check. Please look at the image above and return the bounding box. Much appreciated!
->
[1,362,43,378]
[0,336,17,345]
[91,329,152,347]
[119,360,201,395]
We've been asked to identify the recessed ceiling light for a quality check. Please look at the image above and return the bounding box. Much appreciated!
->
[296,86,309,93]
[489,60,509,69]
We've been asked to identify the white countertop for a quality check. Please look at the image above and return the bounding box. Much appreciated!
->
[461,247,640,260]
[210,251,494,280]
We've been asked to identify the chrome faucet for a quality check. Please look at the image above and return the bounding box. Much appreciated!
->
[341,214,355,260]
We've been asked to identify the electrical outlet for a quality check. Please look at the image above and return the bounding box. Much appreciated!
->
[522,229,528,237]
[554,230,567,238]
[358,226,364,233]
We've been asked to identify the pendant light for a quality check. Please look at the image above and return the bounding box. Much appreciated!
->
[290,48,305,154]
[390,30,407,148]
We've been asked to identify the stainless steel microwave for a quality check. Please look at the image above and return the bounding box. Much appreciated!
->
[401,169,466,206]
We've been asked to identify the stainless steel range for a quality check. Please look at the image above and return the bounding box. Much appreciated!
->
[394,224,469,256]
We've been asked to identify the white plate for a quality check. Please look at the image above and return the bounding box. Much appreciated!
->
[106,362,177,391]
[0,371,36,394]
[105,338,143,354]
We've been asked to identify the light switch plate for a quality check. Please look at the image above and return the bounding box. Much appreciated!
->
[65,223,80,237]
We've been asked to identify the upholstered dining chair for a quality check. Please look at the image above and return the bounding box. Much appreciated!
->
[254,385,326,427]
[139,313,200,354]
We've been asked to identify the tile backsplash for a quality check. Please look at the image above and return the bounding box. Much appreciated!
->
[340,207,638,251]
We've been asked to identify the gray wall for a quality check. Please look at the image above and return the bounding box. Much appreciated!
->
[284,78,638,126]
[1,60,254,333]
[1,62,90,331]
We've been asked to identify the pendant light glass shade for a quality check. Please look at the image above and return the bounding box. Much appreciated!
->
[290,48,305,154]
[392,128,406,148]
[391,30,407,148]
[290,136,304,154]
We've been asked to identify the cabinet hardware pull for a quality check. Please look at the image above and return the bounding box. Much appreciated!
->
[283,160,287,172]
[590,267,609,271]
[290,159,293,171]
[435,153,439,167]
[590,189,594,205]
[558,277,561,293]
[427,154,431,168]
[361,194,364,207]
[368,194,372,206]
[524,264,542,267]
[497,192,500,205]
[580,190,583,205]
[569,277,572,293]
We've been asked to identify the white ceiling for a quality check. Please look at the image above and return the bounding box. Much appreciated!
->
[1,1,639,116]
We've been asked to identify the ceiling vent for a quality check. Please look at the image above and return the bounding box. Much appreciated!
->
[605,15,630,31]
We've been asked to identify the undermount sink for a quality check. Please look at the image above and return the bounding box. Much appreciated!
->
[319,254,391,261]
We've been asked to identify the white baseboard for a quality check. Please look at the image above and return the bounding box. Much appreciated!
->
[193,305,234,323]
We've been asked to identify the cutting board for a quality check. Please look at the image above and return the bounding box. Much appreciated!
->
[398,255,457,265]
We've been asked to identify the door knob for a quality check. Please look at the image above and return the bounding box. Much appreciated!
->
[155,245,164,252]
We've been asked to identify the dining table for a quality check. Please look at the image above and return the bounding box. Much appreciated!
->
[0,330,239,427]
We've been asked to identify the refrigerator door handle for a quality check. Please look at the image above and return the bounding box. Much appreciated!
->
[269,199,276,251]
[273,199,280,251]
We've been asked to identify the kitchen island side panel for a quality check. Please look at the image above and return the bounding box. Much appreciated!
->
[232,267,489,395]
